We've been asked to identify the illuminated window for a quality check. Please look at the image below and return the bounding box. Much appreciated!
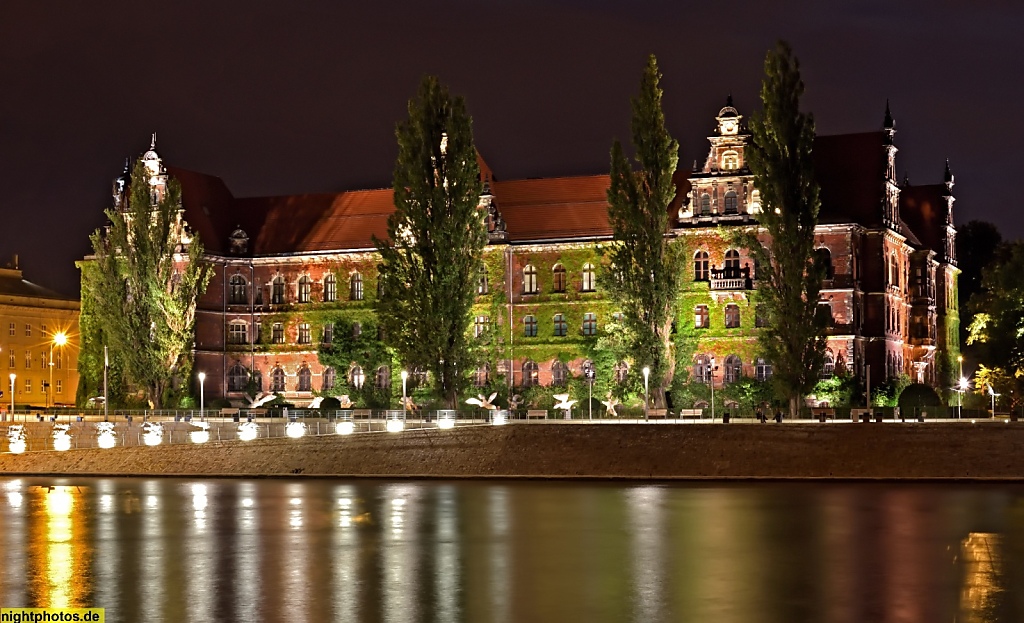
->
[721,150,740,170]
[524,315,537,337]
[523,264,538,294]
[298,367,312,392]
[822,350,835,378]
[271,368,286,392]
[750,189,761,213]
[229,275,247,304]
[272,276,285,304]
[694,355,712,384]
[297,323,311,344]
[376,366,390,389]
[24,379,31,393]
[323,367,336,391]
[582,313,597,336]
[477,266,488,295]
[228,321,248,344]
[694,251,709,281]
[552,361,569,386]
[581,263,596,292]
[553,314,567,337]
[350,365,365,389]
[25,324,31,337]
[755,358,772,381]
[297,276,312,303]
[56,379,62,394]
[552,264,566,292]
[272,323,284,344]
[700,193,711,216]
[324,274,337,302]
[350,273,363,300]
[724,355,742,383]
[25,351,31,369]
[522,360,539,387]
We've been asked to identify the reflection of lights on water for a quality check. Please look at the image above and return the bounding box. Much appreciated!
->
[190,422,210,444]
[386,419,405,433]
[192,484,208,528]
[290,497,302,506]
[142,422,164,446]
[238,421,259,441]
[45,486,75,608]
[437,417,455,430]
[960,532,1004,618]
[8,424,26,453]
[146,495,158,509]
[242,498,253,508]
[96,422,117,449]
[52,424,72,451]
[391,498,406,534]
[8,491,23,508]
[47,486,74,519]
[100,494,113,513]
[285,422,306,438]
[289,497,303,528]
[336,421,354,435]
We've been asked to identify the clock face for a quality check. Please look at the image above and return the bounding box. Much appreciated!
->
[721,120,737,135]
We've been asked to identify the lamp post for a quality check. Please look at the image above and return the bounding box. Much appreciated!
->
[989,385,1000,418]
[401,370,408,417]
[103,346,109,420]
[958,377,968,420]
[642,366,650,420]
[709,356,717,422]
[198,372,206,419]
[49,331,67,410]
[582,360,595,420]
[9,373,15,418]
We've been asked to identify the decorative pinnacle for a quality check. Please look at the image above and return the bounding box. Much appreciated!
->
[726,93,733,108]
[150,132,157,150]
[884,100,895,130]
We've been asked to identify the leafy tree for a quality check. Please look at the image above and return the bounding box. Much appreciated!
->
[602,54,683,409]
[374,76,486,408]
[738,42,827,417]
[317,318,394,408]
[81,159,212,408]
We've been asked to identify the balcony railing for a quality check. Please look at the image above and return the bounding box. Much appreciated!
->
[710,277,751,291]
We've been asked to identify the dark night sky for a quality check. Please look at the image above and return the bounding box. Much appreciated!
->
[1,0,1021,296]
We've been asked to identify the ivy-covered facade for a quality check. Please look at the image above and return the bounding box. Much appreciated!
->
[108,99,960,410]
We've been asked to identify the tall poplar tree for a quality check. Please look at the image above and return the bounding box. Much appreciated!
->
[741,42,827,417]
[375,76,486,408]
[82,159,212,408]
[603,55,682,408]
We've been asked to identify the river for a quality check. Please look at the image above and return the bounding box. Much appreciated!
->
[0,477,1019,622]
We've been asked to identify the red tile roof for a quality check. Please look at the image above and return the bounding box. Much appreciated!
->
[493,175,613,241]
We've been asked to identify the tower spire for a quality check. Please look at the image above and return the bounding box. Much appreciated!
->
[150,132,157,150]
[883,100,896,145]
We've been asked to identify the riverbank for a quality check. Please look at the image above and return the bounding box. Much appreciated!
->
[2,422,1023,479]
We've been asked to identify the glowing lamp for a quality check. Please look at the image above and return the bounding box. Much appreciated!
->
[437,417,455,430]
[237,421,259,441]
[492,411,507,426]
[7,424,26,454]
[142,422,164,446]
[9,440,26,454]
[286,421,306,438]
[52,424,72,452]
[386,419,405,433]
[336,421,354,435]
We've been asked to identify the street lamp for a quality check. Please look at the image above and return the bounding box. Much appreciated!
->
[709,356,717,421]
[642,366,650,419]
[49,332,67,410]
[401,370,408,416]
[198,372,206,418]
[9,373,15,417]
[958,376,968,420]
[989,385,1000,418]
[582,360,595,420]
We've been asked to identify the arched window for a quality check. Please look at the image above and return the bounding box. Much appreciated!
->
[271,276,285,304]
[695,305,709,329]
[270,367,286,392]
[323,367,336,392]
[297,367,312,392]
[375,365,390,389]
[614,361,629,383]
[228,363,248,392]
[524,315,537,337]
[815,247,834,280]
[721,150,740,170]
[350,365,365,389]
[298,276,312,303]
[581,263,596,292]
[552,264,566,293]
[724,249,741,278]
[272,322,285,344]
[228,320,248,344]
[523,264,538,294]
[323,274,337,302]
[474,364,490,388]
[582,312,597,336]
[725,304,740,328]
[694,355,712,384]
[700,193,711,216]
[297,323,311,344]
[694,251,710,281]
[724,191,738,214]
[822,349,835,378]
[553,314,567,337]
[350,273,363,300]
[522,360,539,388]
[724,355,742,384]
[749,189,761,213]
[551,361,569,386]
[755,358,772,381]
[229,275,247,305]
[477,265,488,295]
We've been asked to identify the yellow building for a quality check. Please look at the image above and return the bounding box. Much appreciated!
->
[0,261,79,409]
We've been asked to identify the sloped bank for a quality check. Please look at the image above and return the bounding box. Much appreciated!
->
[1,422,1023,479]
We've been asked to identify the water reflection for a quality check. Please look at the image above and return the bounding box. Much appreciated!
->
[0,478,1020,622]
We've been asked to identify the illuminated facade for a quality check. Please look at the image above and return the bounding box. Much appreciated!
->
[98,100,959,407]
[0,260,80,408]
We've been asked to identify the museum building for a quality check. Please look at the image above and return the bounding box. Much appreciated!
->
[102,99,960,406]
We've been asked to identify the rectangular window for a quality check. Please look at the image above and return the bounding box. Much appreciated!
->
[323,323,333,345]
[41,324,47,336]
[272,323,285,344]
[56,379,62,394]
[474,316,489,338]
[24,379,31,393]
[25,324,31,337]
[228,322,248,344]
[298,323,311,344]
[25,351,31,369]
[8,351,14,368]
[553,314,567,337]
[524,315,537,337]
[56,352,62,370]
[582,313,597,336]
[8,323,14,336]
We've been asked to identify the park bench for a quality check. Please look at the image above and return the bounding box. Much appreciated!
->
[246,409,267,418]
[526,410,547,419]
[647,408,668,419]
[352,409,372,419]
[677,409,703,419]
[220,408,240,417]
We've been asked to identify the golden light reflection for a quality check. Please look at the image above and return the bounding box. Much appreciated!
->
[41,486,79,608]
[959,532,1004,622]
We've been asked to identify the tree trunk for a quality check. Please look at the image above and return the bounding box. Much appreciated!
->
[788,394,799,420]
